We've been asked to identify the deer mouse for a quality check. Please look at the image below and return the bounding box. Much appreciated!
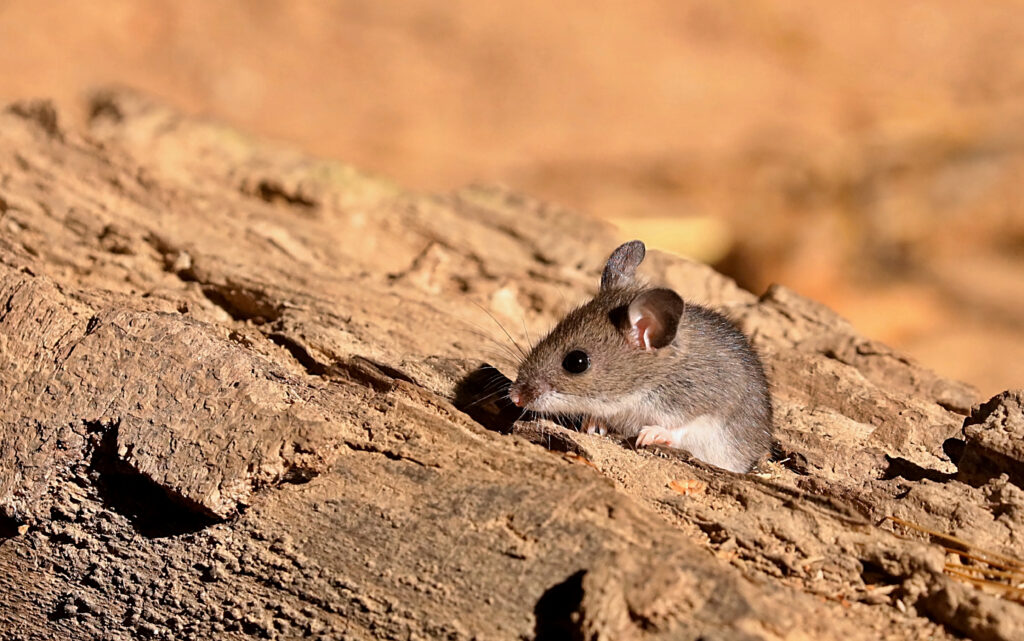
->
[508,240,773,472]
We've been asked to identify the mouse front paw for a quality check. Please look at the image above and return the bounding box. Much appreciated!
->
[582,416,607,436]
[636,425,674,448]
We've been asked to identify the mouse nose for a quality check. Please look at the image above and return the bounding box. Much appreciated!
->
[509,383,528,407]
[509,381,546,408]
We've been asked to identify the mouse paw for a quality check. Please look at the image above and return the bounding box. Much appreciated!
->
[582,417,607,436]
[636,425,674,448]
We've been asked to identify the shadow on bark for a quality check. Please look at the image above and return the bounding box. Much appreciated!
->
[533,569,585,641]
[453,364,531,434]
[88,421,222,538]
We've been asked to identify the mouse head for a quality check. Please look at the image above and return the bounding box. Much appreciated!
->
[509,241,685,415]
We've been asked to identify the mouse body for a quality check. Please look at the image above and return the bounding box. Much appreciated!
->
[508,240,773,473]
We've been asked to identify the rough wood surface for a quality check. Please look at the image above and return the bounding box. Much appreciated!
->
[0,92,1021,640]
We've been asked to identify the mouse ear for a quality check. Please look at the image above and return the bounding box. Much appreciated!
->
[624,288,684,351]
[601,240,646,290]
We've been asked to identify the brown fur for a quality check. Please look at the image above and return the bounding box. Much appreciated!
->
[510,242,774,472]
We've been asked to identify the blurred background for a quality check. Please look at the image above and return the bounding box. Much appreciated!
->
[1,0,1021,397]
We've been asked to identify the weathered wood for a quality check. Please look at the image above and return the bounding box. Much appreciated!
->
[0,92,1021,640]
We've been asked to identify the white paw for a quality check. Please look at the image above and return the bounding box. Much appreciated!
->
[636,425,674,447]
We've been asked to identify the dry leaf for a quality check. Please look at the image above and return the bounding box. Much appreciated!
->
[668,479,707,495]
[563,452,598,469]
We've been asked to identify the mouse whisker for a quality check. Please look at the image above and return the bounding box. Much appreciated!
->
[452,313,520,353]
[464,330,524,369]
[457,324,523,367]
[457,318,521,354]
[477,375,513,397]
[553,283,574,317]
[520,316,533,350]
[477,347,521,370]
[461,389,507,410]
[469,301,529,361]
[468,383,507,404]
[476,366,517,389]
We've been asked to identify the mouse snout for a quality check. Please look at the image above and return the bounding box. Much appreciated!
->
[509,380,548,408]
[508,384,527,407]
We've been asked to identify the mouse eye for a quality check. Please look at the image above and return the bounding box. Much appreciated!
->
[562,350,590,374]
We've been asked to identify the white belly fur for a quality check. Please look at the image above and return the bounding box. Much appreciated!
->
[659,414,745,472]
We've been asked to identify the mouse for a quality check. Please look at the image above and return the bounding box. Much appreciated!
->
[508,240,773,473]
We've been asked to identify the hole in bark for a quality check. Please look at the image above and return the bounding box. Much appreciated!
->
[534,570,585,641]
[453,364,532,434]
[89,423,222,538]
[859,559,901,586]
[0,510,22,539]
[267,332,329,376]
[942,437,965,464]
[280,464,319,485]
[249,179,317,210]
[87,91,125,125]
[200,284,282,323]
[776,449,810,475]
[326,355,418,392]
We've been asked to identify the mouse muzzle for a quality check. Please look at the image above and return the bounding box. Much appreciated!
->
[508,380,548,408]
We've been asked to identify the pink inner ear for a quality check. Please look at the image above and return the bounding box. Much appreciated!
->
[633,316,657,351]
